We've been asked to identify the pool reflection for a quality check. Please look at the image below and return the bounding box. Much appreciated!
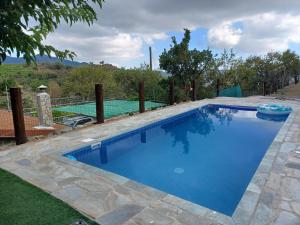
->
[161,105,238,153]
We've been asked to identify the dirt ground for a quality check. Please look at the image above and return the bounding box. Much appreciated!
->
[275,82,300,98]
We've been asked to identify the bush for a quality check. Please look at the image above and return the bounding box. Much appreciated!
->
[62,66,168,102]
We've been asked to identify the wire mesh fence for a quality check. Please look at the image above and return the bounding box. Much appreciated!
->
[1,82,170,144]
[51,84,168,124]
[51,96,96,125]
[52,97,166,120]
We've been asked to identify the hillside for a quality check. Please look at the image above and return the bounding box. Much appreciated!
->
[276,82,300,98]
[3,56,88,67]
[0,64,73,100]
[0,63,168,105]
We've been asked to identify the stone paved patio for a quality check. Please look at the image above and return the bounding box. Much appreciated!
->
[1,96,300,225]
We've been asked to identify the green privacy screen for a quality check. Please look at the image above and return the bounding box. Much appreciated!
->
[53,100,166,119]
[219,86,243,97]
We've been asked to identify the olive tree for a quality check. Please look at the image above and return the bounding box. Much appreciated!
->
[159,29,214,99]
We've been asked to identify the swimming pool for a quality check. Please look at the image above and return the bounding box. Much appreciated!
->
[64,104,287,216]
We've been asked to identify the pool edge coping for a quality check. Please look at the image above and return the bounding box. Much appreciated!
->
[47,101,295,224]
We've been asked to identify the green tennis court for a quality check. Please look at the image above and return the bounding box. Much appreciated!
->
[53,100,166,119]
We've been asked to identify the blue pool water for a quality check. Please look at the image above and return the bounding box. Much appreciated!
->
[65,104,287,216]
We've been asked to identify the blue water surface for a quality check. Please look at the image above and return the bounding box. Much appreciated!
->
[65,104,286,216]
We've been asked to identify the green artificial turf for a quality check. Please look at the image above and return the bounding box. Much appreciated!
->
[54,99,166,119]
[0,168,98,225]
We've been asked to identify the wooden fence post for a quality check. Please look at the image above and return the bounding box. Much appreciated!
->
[139,81,145,113]
[10,88,27,145]
[95,84,104,124]
[263,81,267,96]
[295,76,299,85]
[169,79,175,105]
[216,79,220,97]
[191,80,196,101]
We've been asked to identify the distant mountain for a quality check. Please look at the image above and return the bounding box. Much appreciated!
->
[4,55,88,67]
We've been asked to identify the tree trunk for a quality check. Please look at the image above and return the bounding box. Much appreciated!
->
[294,76,299,84]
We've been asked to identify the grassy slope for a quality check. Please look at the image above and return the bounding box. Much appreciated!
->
[276,82,300,98]
[0,168,98,225]
[0,64,35,77]
[0,64,70,84]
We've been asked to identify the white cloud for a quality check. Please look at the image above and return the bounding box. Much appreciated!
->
[41,0,300,65]
[208,23,242,48]
[45,32,144,63]
[244,13,300,51]
[141,33,169,44]
[208,12,300,54]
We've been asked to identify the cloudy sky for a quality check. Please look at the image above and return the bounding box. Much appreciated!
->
[44,0,300,68]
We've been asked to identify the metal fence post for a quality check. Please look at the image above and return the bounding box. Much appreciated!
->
[10,87,27,145]
[95,84,104,124]
[191,80,196,101]
[216,79,220,97]
[169,79,175,105]
[139,81,145,113]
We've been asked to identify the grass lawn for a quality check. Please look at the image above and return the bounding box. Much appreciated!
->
[0,168,98,225]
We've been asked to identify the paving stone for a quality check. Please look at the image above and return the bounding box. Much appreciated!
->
[75,190,131,218]
[114,185,154,207]
[262,191,277,208]
[278,200,291,211]
[125,181,167,200]
[281,177,300,201]
[266,173,282,190]
[30,175,60,193]
[53,185,88,202]
[274,211,300,225]
[250,172,268,190]
[132,208,175,225]
[232,191,260,225]
[177,210,223,225]
[280,142,297,153]
[75,179,112,193]
[149,201,182,218]
[290,202,300,216]
[162,195,209,217]
[286,162,300,170]
[96,204,144,225]
[0,161,19,171]
[104,171,129,185]
[57,177,83,187]
[250,203,271,225]
[16,158,31,166]
[285,167,300,178]
[123,220,140,225]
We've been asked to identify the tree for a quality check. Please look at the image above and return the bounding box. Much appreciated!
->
[0,0,103,64]
[63,66,117,99]
[48,80,62,98]
[244,53,281,94]
[159,29,214,98]
[281,50,300,85]
[213,49,241,87]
